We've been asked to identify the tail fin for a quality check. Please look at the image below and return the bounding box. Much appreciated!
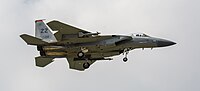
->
[35,20,57,43]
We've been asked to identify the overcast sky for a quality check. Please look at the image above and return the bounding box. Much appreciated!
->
[0,0,200,91]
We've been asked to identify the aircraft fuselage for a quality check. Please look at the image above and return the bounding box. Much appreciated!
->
[39,34,175,60]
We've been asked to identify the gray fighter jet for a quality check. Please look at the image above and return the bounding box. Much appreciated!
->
[20,20,176,71]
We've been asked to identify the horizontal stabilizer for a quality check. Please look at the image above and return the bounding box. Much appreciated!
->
[20,34,47,45]
[35,56,54,67]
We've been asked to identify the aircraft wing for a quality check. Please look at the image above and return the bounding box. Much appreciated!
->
[66,57,96,71]
[47,20,91,34]
[47,20,92,41]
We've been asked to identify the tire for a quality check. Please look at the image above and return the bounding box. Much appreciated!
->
[123,57,128,62]
[83,62,90,69]
[77,52,84,58]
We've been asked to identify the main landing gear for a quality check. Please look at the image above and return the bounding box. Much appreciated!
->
[83,62,90,69]
[77,51,90,69]
[77,47,88,58]
[82,58,90,69]
[77,51,85,58]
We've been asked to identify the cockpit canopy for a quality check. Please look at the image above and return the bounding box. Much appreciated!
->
[131,33,150,37]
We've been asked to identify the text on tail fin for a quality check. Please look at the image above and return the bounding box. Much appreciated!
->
[35,20,57,43]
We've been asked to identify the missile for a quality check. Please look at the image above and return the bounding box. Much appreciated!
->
[78,32,100,37]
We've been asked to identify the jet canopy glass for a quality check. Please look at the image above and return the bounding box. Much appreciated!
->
[131,33,150,37]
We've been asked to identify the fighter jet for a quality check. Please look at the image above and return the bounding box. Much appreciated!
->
[20,20,176,71]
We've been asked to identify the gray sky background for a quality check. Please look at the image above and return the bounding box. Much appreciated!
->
[0,0,200,91]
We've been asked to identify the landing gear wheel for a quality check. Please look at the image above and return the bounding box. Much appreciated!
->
[123,48,130,62]
[77,52,84,58]
[123,57,128,62]
[83,62,90,69]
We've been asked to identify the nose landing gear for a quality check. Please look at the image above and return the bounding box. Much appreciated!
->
[123,57,128,62]
[123,48,130,62]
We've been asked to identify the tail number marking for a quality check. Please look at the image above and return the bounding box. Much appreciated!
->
[40,28,48,33]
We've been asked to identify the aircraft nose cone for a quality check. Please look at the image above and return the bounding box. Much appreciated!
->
[157,40,176,47]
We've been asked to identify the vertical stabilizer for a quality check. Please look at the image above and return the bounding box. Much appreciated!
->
[35,20,57,43]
